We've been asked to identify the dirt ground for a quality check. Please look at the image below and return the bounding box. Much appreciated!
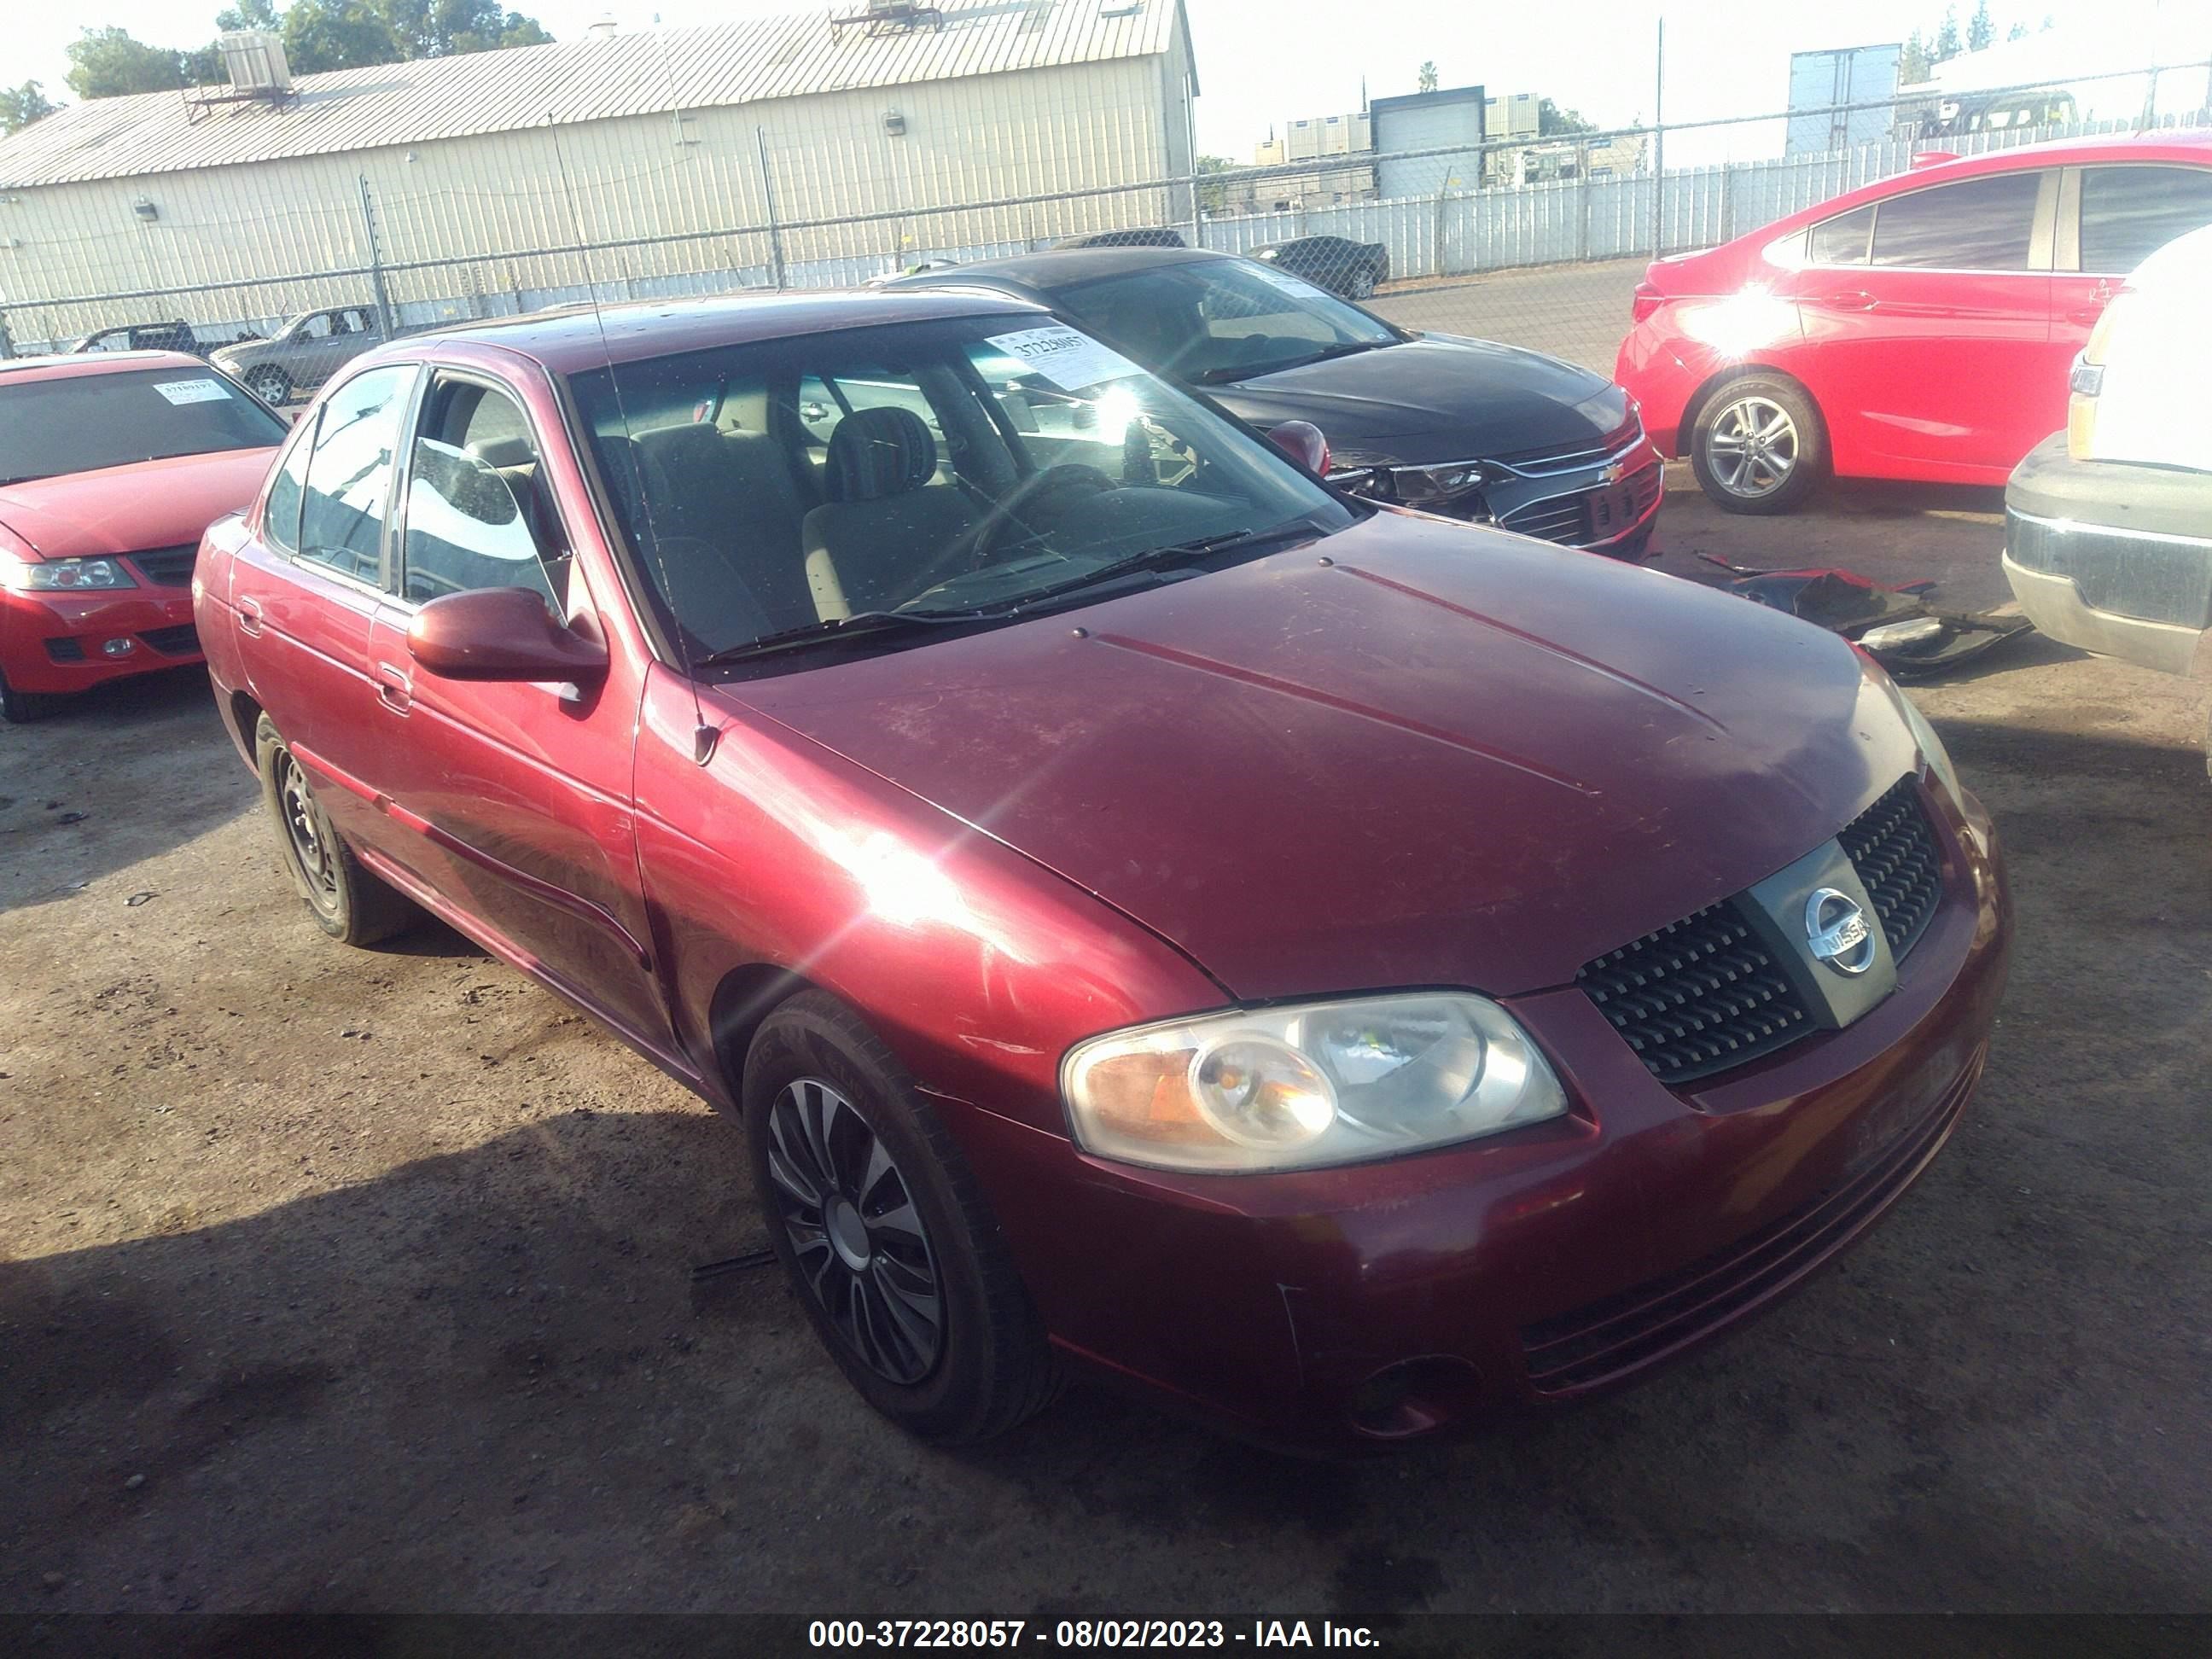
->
[5,458,2209,1619]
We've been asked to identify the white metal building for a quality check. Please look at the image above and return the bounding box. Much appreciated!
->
[0,1,1199,347]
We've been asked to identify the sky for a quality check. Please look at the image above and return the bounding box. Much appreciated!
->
[9,0,2203,161]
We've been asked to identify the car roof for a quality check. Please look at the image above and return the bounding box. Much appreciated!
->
[0,349,212,386]
[378,286,1052,375]
[881,245,1237,297]
[1762,126,2212,234]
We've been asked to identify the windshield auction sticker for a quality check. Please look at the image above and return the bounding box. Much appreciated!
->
[984,327,1141,393]
[1249,264,1324,296]
[153,378,232,405]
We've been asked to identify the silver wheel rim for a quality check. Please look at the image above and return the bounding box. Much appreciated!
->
[278,752,339,912]
[765,1078,944,1385]
[1707,394,1800,498]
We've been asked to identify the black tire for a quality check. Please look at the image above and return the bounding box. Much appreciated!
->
[254,713,416,946]
[0,667,63,724]
[246,366,293,407]
[744,991,1059,1444]
[1690,373,1825,515]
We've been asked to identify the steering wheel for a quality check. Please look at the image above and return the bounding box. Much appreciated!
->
[965,463,1119,568]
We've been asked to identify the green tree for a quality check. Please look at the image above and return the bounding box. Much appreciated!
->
[1417,61,1438,95]
[216,0,282,27]
[1902,28,1929,84]
[1194,154,1236,214]
[1,80,56,134]
[1537,98,1597,137]
[2009,20,2029,38]
[282,0,402,73]
[382,0,550,56]
[1968,0,1994,50]
[64,27,192,99]
[1934,5,1962,62]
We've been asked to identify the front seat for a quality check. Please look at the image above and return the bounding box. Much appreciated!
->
[800,407,975,619]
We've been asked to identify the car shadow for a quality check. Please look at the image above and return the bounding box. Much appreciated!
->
[0,666,253,915]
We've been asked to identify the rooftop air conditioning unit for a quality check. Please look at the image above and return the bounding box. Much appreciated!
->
[218,31,292,95]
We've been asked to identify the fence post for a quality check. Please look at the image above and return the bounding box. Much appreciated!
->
[1651,19,1666,256]
[754,127,788,289]
[356,175,394,335]
[0,306,13,360]
[1577,143,1591,262]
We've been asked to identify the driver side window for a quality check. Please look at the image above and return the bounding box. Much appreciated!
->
[400,375,567,609]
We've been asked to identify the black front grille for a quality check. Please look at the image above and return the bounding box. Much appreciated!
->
[1575,901,1814,1084]
[1841,774,1943,960]
[44,637,87,663]
[137,624,201,656]
[126,545,199,588]
[1500,494,1589,544]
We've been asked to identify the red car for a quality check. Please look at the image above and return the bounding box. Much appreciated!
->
[1618,131,2212,512]
[197,291,2010,1450]
[0,351,285,721]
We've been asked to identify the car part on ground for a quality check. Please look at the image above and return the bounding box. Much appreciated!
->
[200,288,2008,1450]
[1618,131,2212,510]
[888,247,1662,556]
[1697,555,2035,678]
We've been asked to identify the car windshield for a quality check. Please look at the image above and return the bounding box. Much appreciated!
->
[0,368,287,485]
[568,314,1355,664]
[1044,259,1399,382]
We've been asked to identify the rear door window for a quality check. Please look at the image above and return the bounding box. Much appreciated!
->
[264,410,318,555]
[1807,203,1876,266]
[1871,172,2043,270]
[298,365,418,585]
[2078,165,2212,274]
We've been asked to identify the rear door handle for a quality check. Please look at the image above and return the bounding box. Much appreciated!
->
[1810,289,1877,311]
[235,596,263,637]
[374,661,412,714]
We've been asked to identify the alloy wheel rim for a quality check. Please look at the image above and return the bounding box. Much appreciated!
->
[278,754,339,911]
[765,1077,944,1385]
[1707,395,1799,498]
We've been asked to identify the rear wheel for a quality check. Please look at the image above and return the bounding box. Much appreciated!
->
[255,713,415,946]
[0,667,63,724]
[745,992,1059,1443]
[246,366,293,407]
[1691,375,1825,515]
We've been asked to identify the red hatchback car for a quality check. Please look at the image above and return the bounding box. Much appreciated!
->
[198,291,2010,1450]
[1618,131,2212,512]
[0,351,286,720]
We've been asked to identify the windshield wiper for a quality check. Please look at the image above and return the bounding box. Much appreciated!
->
[693,608,973,667]
[987,521,1327,610]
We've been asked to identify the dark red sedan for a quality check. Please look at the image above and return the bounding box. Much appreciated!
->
[1,351,285,721]
[1618,131,2212,512]
[196,290,2010,1450]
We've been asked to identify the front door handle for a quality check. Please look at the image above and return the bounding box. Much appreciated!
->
[236,596,264,637]
[374,661,412,714]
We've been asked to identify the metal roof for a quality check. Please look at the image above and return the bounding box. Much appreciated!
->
[0,1,1186,189]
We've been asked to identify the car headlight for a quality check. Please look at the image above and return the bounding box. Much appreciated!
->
[0,550,137,592]
[1388,460,1490,503]
[1062,992,1568,1173]
[1869,655,1963,804]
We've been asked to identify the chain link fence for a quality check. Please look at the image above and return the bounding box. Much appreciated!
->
[3,60,2205,392]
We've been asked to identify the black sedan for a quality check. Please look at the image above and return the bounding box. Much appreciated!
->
[1253,235,1390,300]
[887,247,1662,556]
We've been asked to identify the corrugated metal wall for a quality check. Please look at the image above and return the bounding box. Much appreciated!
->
[0,55,1177,346]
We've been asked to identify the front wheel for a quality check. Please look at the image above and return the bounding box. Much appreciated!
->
[246,366,293,407]
[0,667,62,724]
[744,992,1059,1443]
[1691,375,1825,515]
[255,714,416,946]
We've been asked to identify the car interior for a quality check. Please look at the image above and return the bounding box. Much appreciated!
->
[578,336,1278,659]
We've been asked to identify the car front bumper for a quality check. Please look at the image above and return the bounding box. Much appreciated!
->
[0,583,203,694]
[939,776,2010,1452]
[2001,433,2212,677]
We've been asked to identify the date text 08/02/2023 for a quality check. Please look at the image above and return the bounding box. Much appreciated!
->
[807,1620,1383,1649]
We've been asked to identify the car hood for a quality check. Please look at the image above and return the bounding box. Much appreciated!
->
[1208,335,1615,463]
[724,513,1917,1002]
[0,448,275,560]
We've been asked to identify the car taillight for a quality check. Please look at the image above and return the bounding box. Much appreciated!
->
[2067,291,2132,461]
[1631,282,1665,324]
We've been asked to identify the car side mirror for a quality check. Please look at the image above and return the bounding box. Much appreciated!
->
[1267,420,1331,476]
[407,586,608,686]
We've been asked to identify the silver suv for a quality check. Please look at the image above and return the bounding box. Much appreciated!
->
[212,306,386,406]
